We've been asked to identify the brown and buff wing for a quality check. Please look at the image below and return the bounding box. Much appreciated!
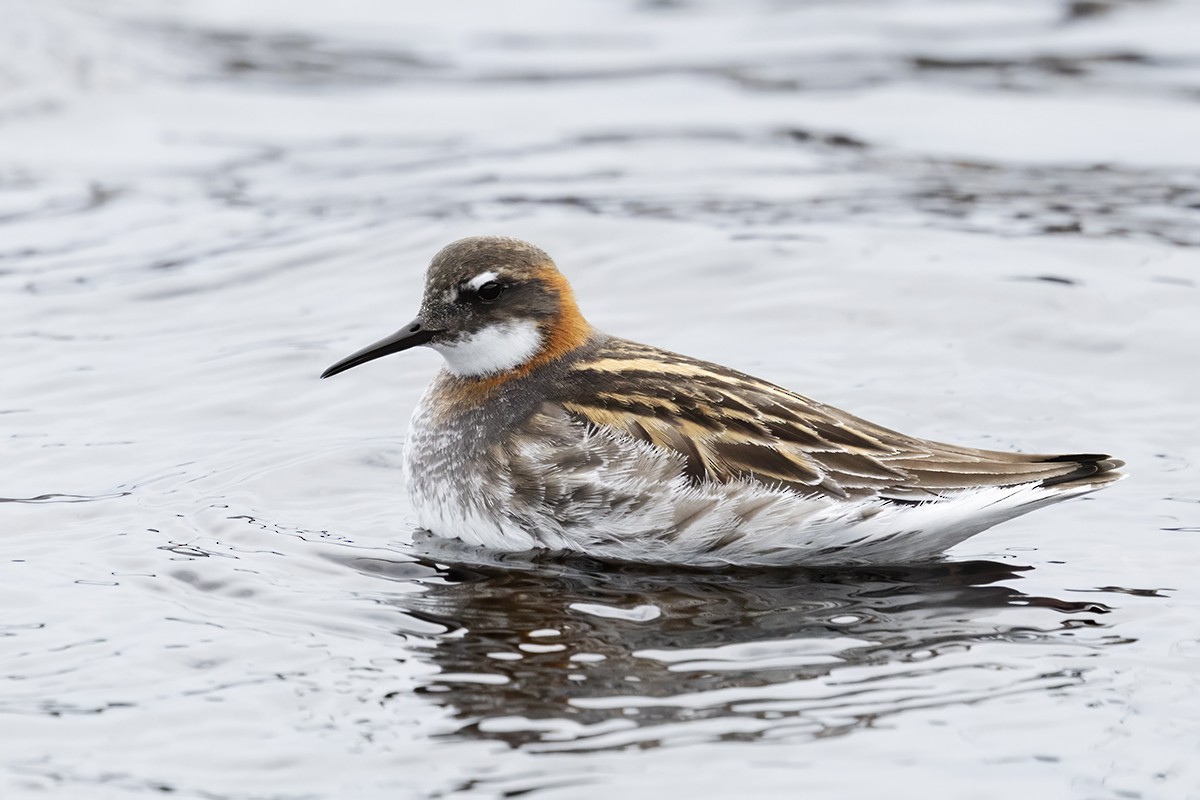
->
[547,338,1123,502]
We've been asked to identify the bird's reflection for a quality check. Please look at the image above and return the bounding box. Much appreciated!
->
[335,536,1118,752]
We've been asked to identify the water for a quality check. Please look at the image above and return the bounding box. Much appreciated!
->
[3,0,1199,797]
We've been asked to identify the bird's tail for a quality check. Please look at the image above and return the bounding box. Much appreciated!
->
[1036,453,1126,491]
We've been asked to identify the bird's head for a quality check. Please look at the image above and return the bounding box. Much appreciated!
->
[321,236,592,381]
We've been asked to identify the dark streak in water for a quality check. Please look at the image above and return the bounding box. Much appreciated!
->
[1012,275,1079,286]
[0,491,130,504]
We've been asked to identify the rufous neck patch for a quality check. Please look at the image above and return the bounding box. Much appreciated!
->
[440,263,592,402]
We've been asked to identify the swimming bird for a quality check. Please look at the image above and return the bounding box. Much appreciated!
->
[322,236,1123,566]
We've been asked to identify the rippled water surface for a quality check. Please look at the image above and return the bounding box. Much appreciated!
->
[4,1,1200,798]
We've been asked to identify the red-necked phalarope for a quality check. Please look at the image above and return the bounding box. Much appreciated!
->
[322,236,1124,566]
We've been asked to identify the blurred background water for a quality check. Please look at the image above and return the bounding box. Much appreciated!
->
[2,1,1199,798]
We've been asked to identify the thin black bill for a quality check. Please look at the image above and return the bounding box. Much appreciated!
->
[320,318,434,378]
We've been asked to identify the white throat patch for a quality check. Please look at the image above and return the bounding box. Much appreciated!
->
[431,320,543,377]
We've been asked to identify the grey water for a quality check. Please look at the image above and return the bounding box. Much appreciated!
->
[3,1,1199,798]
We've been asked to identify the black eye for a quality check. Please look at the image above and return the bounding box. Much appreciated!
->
[476,281,505,303]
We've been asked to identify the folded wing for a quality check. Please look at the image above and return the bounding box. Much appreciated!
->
[550,338,1123,502]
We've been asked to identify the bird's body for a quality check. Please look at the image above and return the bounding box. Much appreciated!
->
[323,237,1123,566]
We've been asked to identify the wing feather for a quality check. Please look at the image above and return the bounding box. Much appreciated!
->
[548,337,1120,500]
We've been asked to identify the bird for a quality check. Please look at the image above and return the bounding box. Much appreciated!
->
[321,236,1124,567]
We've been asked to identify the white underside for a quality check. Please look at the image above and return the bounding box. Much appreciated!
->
[403,411,1107,567]
[413,478,1095,567]
[430,320,542,377]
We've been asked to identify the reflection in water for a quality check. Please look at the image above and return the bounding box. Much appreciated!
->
[337,539,1120,753]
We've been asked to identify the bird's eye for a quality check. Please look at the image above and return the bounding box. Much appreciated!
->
[476,281,505,303]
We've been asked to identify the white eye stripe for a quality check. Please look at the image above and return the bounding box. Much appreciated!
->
[466,271,499,291]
